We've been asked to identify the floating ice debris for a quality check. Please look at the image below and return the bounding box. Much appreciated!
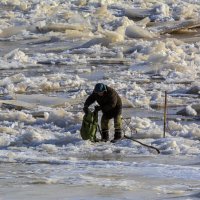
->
[4,49,28,63]
[177,104,200,116]
[124,3,170,20]
[149,19,200,34]
[13,94,68,108]
[185,105,198,116]
[0,99,37,110]
[0,26,27,38]
[172,3,200,20]
[125,24,157,38]
[186,86,200,94]
[0,110,36,123]
[94,4,115,20]
[70,37,111,49]
[36,23,89,33]
[28,36,61,45]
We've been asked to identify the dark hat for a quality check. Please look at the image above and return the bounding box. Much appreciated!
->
[94,83,107,93]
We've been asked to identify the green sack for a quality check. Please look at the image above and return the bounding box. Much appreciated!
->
[80,110,98,142]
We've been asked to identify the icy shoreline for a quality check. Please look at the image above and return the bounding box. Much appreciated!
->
[0,0,200,199]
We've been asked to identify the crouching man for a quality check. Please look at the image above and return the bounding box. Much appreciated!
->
[83,83,122,142]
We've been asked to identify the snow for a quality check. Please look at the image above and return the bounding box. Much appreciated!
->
[0,0,200,199]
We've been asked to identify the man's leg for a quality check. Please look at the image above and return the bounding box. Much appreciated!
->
[112,114,122,141]
[101,115,110,142]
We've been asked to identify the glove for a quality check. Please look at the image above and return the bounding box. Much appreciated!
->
[94,105,101,112]
[83,106,89,114]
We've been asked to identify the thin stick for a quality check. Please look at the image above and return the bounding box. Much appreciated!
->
[163,91,167,138]
[124,135,160,154]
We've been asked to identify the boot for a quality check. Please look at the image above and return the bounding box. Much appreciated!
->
[111,129,122,143]
[101,129,109,142]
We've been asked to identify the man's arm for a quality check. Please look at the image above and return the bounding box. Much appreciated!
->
[84,93,96,108]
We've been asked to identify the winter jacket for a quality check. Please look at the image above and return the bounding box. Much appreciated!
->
[84,86,122,119]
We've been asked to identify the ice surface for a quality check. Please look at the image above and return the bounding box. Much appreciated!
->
[0,0,200,200]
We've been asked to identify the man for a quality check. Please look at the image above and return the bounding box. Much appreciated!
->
[83,83,122,142]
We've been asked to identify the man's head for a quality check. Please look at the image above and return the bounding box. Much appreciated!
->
[94,83,107,96]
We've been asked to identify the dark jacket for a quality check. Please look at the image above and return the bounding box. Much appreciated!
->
[84,86,122,119]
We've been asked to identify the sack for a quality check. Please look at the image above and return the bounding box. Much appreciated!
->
[80,110,98,142]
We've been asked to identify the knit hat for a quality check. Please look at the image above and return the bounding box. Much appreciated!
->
[94,83,107,93]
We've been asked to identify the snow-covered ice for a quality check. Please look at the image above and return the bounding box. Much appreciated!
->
[0,0,200,200]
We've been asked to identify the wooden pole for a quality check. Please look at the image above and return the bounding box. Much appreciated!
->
[163,91,167,138]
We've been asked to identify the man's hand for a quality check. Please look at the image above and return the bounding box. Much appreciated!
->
[83,106,89,114]
[94,105,101,112]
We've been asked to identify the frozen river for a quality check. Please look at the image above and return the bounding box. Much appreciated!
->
[0,1,200,199]
[0,155,199,200]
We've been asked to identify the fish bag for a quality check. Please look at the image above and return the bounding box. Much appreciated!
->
[80,110,98,142]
